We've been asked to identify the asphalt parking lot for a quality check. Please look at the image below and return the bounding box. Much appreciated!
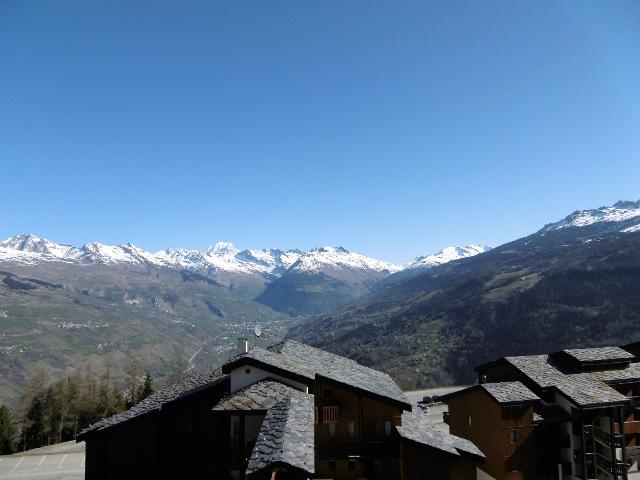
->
[0,441,85,480]
[403,385,468,431]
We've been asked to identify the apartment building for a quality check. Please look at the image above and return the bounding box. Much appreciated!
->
[443,346,640,480]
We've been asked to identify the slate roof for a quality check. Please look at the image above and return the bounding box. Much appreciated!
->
[246,388,315,476]
[224,340,410,409]
[78,369,228,438]
[590,362,640,384]
[504,355,629,408]
[213,380,300,412]
[396,412,484,459]
[562,347,634,364]
[480,382,539,405]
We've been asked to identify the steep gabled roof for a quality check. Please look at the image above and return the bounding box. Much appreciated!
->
[223,340,410,409]
[562,347,634,364]
[502,355,628,408]
[213,380,299,412]
[246,388,315,477]
[442,381,539,407]
[396,412,484,459]
[481,382,540,405]
[78,369,228,439]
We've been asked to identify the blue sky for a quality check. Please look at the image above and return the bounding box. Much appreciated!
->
[1,1,639,263]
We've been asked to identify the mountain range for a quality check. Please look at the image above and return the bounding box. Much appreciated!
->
[0,233,488,405]
[289,200,640,389]
[3,199,638,404]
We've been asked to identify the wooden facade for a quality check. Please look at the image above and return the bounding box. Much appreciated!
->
[399,440,478,480]
[313,377,403,479]
[447,388,536,480]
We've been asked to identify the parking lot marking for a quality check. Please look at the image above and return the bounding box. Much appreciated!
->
[13,457,24,470]
[58,454,67,468]
[35,455,46,470]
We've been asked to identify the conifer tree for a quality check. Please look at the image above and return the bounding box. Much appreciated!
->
[137,372,154,403]
[0,405,16,454]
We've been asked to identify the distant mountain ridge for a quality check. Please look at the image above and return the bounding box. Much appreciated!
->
[404,244,491,269]
[0,233,490,405]
[0,234,488,281]
[540,200,640,234]
[289,199,640,390]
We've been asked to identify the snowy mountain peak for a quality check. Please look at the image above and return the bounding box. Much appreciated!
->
[290,246,400,274]
[540,200,640,234]
[0,234,80,260]
[404,244,491,270]
[207,241,240,256]
[0,234,494,279]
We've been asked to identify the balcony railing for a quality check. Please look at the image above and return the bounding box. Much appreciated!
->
[614,420,640,435]
[586,424,624,448]
[594,453,626,476]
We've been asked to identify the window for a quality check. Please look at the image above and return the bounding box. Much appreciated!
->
[348,421,355,438]
[467,414,472,427]
[328,461,336,472]
[245,368,250,374]
[384,420,392,436]
[328,423,336,438]
[509,459,518,472]
[510,429,517,443]
[323,406,339,423]
[348,461,356,472]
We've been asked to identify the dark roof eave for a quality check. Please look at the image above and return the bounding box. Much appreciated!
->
[76,407,160,441]
[441,385,538,407]
[316,374,411,411]
[550,386,629,410]
[398,436,485,462]
[246,461,314,478]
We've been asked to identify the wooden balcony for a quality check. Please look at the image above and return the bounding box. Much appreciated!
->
[613,420,640,435]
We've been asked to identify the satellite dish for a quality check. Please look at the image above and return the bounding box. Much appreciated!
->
[254,325,262,337]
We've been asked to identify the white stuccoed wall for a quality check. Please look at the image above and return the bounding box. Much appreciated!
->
[229,365,309,393]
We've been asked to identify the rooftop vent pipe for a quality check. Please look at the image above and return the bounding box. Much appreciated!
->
[237,338,248,355]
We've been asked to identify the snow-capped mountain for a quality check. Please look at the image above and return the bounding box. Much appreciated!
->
[540,200,640,235]
[0,234,494,286]
[288,246,401,275]
[404,244,491,270]
[0,234,80,263]
[0,235,402,279]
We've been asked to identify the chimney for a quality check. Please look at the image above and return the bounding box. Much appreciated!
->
[237,338,248,355]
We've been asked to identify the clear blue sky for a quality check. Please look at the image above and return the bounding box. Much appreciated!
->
[1,1,639,263]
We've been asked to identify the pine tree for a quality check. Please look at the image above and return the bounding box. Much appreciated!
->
[137,373,154,403]
[0,405,16,454]
[124,359,142,408]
